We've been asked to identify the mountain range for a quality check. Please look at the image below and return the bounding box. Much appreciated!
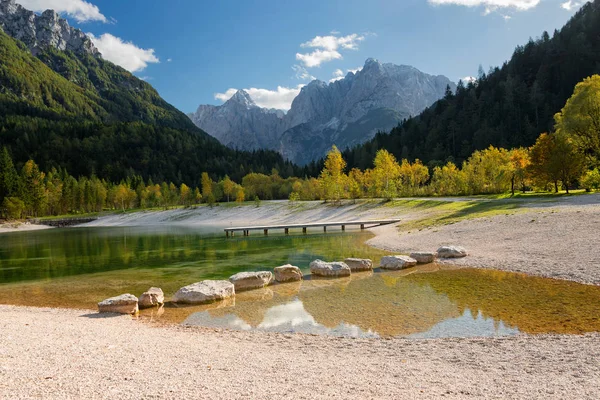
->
[189,59,455,165]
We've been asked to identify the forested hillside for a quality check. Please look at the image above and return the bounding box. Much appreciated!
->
[342,0,600,170]
[0,29,303,184]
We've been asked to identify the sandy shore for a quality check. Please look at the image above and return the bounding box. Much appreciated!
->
[2,194,600,399]
[1,305,599,400]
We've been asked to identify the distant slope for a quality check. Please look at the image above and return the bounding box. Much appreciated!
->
[343,0,600,170]
[0,0,300,183]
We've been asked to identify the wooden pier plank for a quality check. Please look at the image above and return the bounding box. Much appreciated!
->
[224,219,400,235]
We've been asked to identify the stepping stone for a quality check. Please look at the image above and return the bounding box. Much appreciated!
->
[138,287,164,309]
[98,294,138,314]
[274,265,303,283]
[409,252,437,264]
[437,246,468,258]
[173,280,235,304]
[344,258,373,271]
[229,271,273,291]
[380,255,417,270]
[309,260,351,277]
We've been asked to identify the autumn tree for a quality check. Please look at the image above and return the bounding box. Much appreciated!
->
[201,172,215,205]
[371,149,400,199]
[509,147,531,195]
[554,75,600,165]
[222,175,234,202]
[319,145,348,203]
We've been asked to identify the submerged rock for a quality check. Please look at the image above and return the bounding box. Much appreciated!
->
[229,271,273,291]
[138,287,164,309]
[274,265,303,282]
[380,255,417,270]
[98,294,138,314]
[344,258,373,271]
[437,246,468,259]
[174,280,235,304]
[310,260,351,277]
[409,252,437,264]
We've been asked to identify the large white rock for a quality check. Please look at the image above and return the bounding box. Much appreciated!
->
[229,271,273,291]
[344,258,373,271]
[409,252,437,264]
[437,246,468,259]
[138,287,164,309]
[174,280,235,304]
[380,255,418,270]
[274,265,303,283]
[309,260,351,277]
[98,294,138,314]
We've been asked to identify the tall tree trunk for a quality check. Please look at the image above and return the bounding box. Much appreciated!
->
[554,181,559,193]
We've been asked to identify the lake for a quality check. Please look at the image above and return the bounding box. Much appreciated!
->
[1,226,599,338]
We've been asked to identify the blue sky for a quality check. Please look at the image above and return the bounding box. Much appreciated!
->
[17,0,585,112]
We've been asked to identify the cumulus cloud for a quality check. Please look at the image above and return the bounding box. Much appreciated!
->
[428,0,540,14]
[88,33,159,72]
[296,33,365,68]
[329,67,363,83]
[292,65,316,81]
[561,0,583,10]
[17,0,107,22]
[214,85,304,110]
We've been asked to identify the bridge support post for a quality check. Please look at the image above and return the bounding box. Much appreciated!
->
[226,231,229,238]
[264,229,268,236]
[342,225,345,232]
[302,227,307,234]
[323,226,327,233]
[360,224,365,230]
[285,228,289,235]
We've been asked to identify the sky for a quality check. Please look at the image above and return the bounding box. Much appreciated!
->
[16,0,586,112]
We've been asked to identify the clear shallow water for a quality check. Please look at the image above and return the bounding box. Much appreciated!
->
[1,226,600,338]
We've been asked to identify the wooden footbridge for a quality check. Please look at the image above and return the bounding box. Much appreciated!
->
[224,219,401,237]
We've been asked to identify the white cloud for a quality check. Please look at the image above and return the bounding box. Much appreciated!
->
[347,66,363,75]
[214,88,238,102]
[296,33,365,68]
[461,76,477,83]
[333,69,344,77]
[16,0,107,22]
[214,85,304,110]
[167,58,173,62]
[292,65,316,81]
[428,0,540,14]
[561,1,583,10]
[88,33,159,72]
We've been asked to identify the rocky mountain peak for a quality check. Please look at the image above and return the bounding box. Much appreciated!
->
[226,89,256,108]
[0,0,99,56]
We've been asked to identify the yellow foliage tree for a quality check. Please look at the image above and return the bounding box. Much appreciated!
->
[319,145,348,203]
[371,149,400,199]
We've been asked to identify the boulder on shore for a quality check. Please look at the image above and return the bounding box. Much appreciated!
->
[380,255,417,270]
[409,252,437,264]
[310,260,351,277]
[344,258,373,271]
[274,265,303,283]
[437,246,468,258]
[98,294,138,314]
[229,271,273,291]
[173,280,235,304]
[138,287,164,309]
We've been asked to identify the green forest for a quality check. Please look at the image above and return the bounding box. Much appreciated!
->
[341,1,600,171]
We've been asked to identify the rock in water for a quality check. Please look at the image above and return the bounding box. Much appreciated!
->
[344,258,373,271]
[229,271,273,291]
[174,281,235,304]
[98,294,139,314]
[309,260,351,277]
[138,287,164,309]
[274,265,303,282]
[409,252,437,264]
[380,255,418,270]
[437,246,468,258]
